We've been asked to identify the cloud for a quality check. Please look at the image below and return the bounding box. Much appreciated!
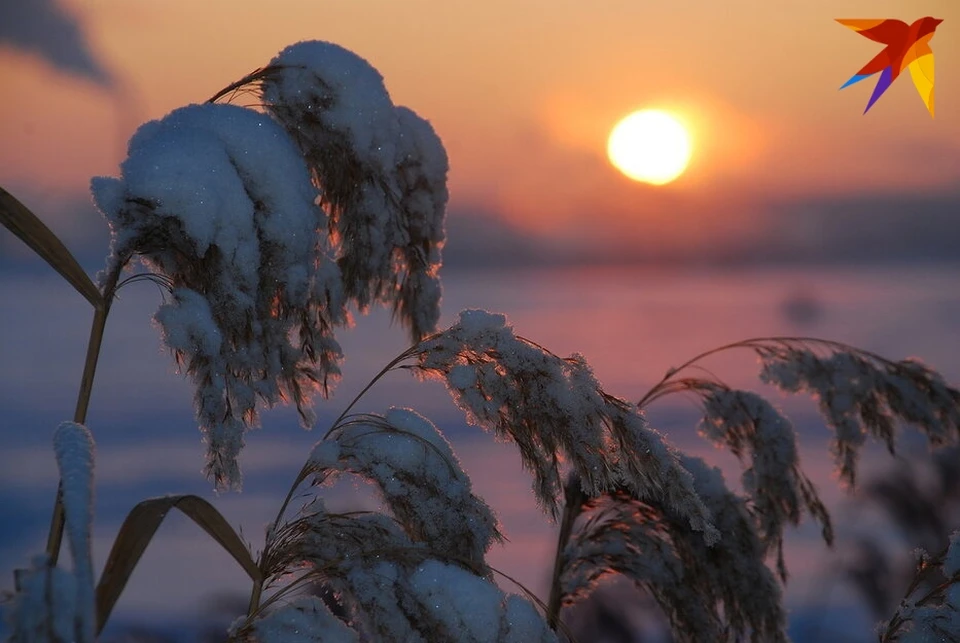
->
[0,0,113,88]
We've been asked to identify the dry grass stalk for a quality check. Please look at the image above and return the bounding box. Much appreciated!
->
[95,494,261,634]
[0,187,102,308]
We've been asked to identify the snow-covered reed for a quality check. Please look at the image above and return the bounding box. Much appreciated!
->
[3,39,959,643]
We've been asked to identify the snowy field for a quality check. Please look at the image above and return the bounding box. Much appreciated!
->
[2,262,959,640]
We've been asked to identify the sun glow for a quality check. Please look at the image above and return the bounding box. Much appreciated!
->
[607,109,693,185]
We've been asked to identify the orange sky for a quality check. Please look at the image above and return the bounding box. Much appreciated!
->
[1,0,958,255]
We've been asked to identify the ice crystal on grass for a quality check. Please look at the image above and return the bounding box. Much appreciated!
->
[305,408,502,568]
[92,103,346,489]
[560,455,787,643]
[413,310,718,544]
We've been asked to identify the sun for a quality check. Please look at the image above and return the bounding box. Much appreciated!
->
[607,109,693,185]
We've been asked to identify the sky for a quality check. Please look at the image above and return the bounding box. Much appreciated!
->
[1,0,959,266]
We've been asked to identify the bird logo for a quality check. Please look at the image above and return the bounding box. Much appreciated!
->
[836,17,942,117]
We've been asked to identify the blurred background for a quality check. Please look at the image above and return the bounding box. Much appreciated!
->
[1,1,959,640]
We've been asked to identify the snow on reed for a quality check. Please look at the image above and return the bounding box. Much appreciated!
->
[250,499,554,643]
[391,106,447,339]
[757,345,960,487]
[55,37,960,642]
[6,423,96,643]
[699,386,831,580]
[5,556,78,643]
[306,407,502,568]
[92,103,345,489]
[413,309,718,544]
[259,41,447,341]
[559,455,787,643]
[233,595,358,643]
[91,41,450,489]
[52,422,96,643]
[879,530,960,641]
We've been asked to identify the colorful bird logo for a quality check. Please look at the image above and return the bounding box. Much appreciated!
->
[836,17,942,117]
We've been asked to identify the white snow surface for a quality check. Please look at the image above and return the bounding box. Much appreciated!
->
[309,407,501,565]
[406,560,558,642]
[264,40,399,171]
[153,288,222,356]
[394,104,447,257]
[6,556,79,643]
[52,421,96,643]
[94,102,324,297]
[91,101,348,489]
[416,309,716,542]
[254,40,449,342]
[244,595,358,643]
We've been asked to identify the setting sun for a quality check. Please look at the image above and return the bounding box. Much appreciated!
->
[607,109,693,185]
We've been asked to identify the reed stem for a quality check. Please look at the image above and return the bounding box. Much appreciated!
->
[45,264,123,564]
[546,473,584,630]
